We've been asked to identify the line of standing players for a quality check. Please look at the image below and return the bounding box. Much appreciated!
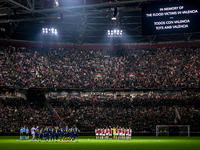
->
[95,127,132,140]
[35,126,79,142]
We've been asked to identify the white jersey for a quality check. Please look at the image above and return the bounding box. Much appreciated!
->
[31,127,36,134]
[129,129,132,136]
[95,129,99,135]
[109,128,112,136]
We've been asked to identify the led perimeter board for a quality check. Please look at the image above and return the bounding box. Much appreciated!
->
[142,1,200,35]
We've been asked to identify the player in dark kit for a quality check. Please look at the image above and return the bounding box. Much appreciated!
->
[55,127,60,142]
[65,126,70,142]
[69,127,74,142]
[35,129,39,142]
[43,127,47,141]
[39,128,43,142]
[60,128,64,142]
[50,128,55,142]
[74,126,79,142]
[46,127,50,142]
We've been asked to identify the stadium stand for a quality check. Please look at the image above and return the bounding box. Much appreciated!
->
[0,45,200,135]
[1,45,200,89]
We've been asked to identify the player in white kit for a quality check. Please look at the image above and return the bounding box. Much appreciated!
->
[105,127,109,139]
[100,128,103,139]
[128,127,132,140]
[115,127,119,139]
[126,128,129,140]
[119,127,122,139]
[122,127,125,139]
[95,128,99,139]
[103,128,105,139]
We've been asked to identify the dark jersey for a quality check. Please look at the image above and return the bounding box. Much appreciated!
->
[74,128,78,134]
[65,128,69,134]
[55,129,60,134]
[39,129,43,135]
[60,128,64,133]
[50,129,55,134]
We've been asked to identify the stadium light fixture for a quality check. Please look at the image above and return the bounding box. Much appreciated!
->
[42,28,57,35]
[111,17,117,20]
[108,29,123,37]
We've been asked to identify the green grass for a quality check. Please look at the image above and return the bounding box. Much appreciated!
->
[0,136,200,150]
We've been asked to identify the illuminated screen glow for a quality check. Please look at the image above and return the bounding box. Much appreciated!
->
[142,1,200,35]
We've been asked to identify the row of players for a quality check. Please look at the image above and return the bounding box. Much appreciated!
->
[95,127,132,140]
[31,126,79,142]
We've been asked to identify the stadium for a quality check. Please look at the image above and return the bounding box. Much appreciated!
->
[0,0,200,150]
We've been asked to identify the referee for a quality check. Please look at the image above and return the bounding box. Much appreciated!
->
[23,126,26,140]
[20,127,23,140]
[26,127,29,140]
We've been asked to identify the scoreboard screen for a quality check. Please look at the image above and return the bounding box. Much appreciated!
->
[142,1,200,35]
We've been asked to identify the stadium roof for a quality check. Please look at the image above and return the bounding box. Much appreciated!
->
[0,0,200,45]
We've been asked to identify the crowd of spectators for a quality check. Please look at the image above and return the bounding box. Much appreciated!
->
[7,46,52,87]
[1,45,200,133]
[0,50,17,87]
[48,92,200,132]
[0,93,57,132]
[0,45,200,89]
[180,47,200,87]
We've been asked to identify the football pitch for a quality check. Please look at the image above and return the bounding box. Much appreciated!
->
[0,136,200,150]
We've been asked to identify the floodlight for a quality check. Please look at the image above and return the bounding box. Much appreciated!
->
[42,28,57,35]
[108,29,122,37]
[111,17,117,20]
